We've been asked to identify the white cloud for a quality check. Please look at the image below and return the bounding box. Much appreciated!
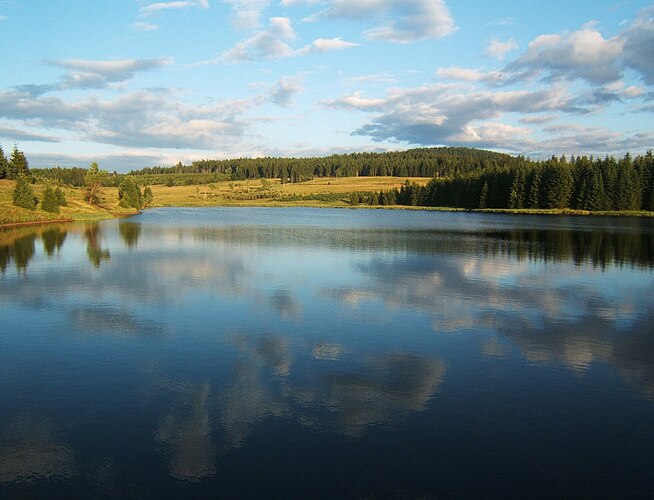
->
[436,67,509,85]
[0,126,60,143]
[364,0,455,42]
[297,0,455,43]
[519,114,557,124]
[326,83,589,151]
[221,17,296,62]
[509,28,623,84]
[221,17,358,62]
[132,21,160,31]
[622,6,654,84]
[330,79,654,155]
[0,87,259,150]
[140,0,210,15]
[49,58,172,89]
[269,76,304,107]
[223,0,270,30]
[485,38,518,60]
[297,37,359,55]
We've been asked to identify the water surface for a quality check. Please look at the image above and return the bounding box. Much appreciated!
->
[1,208,654,498]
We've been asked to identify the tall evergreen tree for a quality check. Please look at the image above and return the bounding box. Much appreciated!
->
[528,169,542,209]
[543,163,573,209]
[12,174,37,209]
[8,145,29,180]
[0,146,7,179]
[508,169,526,209]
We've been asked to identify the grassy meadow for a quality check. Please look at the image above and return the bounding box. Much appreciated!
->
[1,177,432,226]
[0,180,133,226]
[148,176,432,207]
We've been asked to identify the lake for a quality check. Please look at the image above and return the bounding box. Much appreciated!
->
[1,207,654,498]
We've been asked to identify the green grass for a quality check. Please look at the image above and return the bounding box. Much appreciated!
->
[0,180,128,226]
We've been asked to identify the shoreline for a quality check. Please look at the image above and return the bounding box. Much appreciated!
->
[2,203,653,230]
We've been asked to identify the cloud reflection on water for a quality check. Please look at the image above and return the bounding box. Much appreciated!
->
[0,417,75,484]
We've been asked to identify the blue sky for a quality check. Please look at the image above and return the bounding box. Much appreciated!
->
[0,0,652,171]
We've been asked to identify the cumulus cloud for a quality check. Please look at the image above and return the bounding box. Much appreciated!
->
[48,58,172,89]
[436,67,509,85]
[221,17,296,62]
[330,81,654,154]
[622,6,654,84]
[297,37,359,54]
[0,87,257,150]
[485,38,518,60]
[221,17,357,62]
[501,10,654,86]
[326,83,580,150]
[301,0,455,43]
[223,0,270,30]
[508,28,623,84]
[269,76,304,107]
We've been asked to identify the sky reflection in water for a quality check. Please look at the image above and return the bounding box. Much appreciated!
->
[1,208,654,498]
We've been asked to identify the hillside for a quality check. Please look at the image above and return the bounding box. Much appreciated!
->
[0,180,130,226]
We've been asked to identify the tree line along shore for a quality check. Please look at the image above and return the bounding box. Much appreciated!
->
[2,145,654,226]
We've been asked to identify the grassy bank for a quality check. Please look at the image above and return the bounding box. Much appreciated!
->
[0,180,135,226]
[2,177,653,227]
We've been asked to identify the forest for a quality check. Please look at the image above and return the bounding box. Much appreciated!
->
[4,144,654,213]
[374,152,654,212]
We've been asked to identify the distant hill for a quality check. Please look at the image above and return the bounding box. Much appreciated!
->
[130,147,526,181]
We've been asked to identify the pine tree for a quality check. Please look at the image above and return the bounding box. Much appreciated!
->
[0,146,7,179]
[528,170,542,209]
[508,169,526,209]
[8,146,29,180]
[55,187,67,207]
[12,174,37,209]
[41,184,60,213]
[543,163,573,209]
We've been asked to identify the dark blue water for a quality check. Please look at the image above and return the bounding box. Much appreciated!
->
[1,208,654,498]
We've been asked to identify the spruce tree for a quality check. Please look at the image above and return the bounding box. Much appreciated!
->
[12,174,37,209]
[508,169,526,209]
[55,186,67,207]
[0,146,7,179]
[41,184,60,213]
[528,170,542,209]
[8,146,29,180]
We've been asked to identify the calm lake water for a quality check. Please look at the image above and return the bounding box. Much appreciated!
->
[1,207,654,498]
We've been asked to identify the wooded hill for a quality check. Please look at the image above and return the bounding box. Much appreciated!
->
[135,147,524,181]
